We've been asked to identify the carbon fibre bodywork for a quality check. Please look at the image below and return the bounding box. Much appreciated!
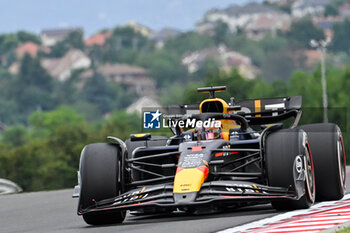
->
[74,88,315,219]
[77,123,306,216]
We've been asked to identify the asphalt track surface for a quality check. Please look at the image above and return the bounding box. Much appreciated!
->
[1,167,349,233]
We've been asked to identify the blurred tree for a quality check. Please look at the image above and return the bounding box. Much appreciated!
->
[29,106,85,138]
[213,20,229,44]
[182,82,206,104]
[324,4,339,16]
[54,68,83,105]
[261,49,296,81]
[49,30,85,57]
[99,111,140,140]
[258,34,288,53]
[164,32,215,55]
[0,107,91,191]
[0,99,21,124]
[192,57,221,81]
[19,54,53,90]
[285,17,324,48]
[109,82,136,109]
[225,35,264,66]
[1,125,27,147]
[16,31,41,44]
[64,30,84,50]
[5,50,17,67]
[271,80,288,96]
[135,50,187,87]
[331,20,350,52]
[42,124,90,189]
[81,72,114,114]
[183,69,253,103]
[0,31,40,57]
[72,101,102,122]
[247,80,276,99]
[102,26,148,62]
[3,54,56,117]
[0,67,12,82]
[288,69,323,124]
[49,42,67,57]
[112,26,147,50]
[159,83,185,105]
[0,33,19,56]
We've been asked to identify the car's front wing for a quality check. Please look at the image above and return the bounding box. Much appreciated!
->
[77,180,298,215]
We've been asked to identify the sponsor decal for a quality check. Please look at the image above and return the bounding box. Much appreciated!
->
[181,153,204,168]
[142,109,221,130]
[163,118,221,128]
[112,188,148,205]
[225,184,267,194]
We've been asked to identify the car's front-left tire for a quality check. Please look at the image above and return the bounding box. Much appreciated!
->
[79,143,125,225]
[266,128,315,210]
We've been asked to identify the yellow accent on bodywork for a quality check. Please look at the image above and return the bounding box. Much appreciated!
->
[203,160,209,166]
[253,184,260,193]
[173,168,206,193]
[221,119,239,132]
[199,98,238,135]
[254,100,261,117]
[134,134,147,137]
[221,132,230,140]
[199,98,228,113]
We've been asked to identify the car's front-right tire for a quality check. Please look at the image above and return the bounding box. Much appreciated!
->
[79,143,125,225]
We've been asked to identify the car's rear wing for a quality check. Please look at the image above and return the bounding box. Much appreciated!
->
[237,96,302,114]
[235,96,302,126]
[167,96,302,127]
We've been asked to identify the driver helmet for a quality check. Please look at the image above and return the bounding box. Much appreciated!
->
[205,127,222,140]
[194,127,222,140]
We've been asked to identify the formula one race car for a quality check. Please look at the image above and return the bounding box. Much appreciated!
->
[73,86,346,225]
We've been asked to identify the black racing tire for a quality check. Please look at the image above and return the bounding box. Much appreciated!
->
[299,123,346,201]
[79,143,125,225]
[266,128,315,210]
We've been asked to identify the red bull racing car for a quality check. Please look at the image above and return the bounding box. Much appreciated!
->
[73,86,346,225]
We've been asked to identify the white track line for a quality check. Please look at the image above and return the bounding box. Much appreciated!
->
[217,193,350,233]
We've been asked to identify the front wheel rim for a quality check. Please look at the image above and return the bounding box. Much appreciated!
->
[338,135,346,190]
[305,142,315,203]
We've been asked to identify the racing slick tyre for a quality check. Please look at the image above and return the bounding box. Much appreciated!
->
[266,128,315,210]
[79,143,125,225]
[299,123,346,201]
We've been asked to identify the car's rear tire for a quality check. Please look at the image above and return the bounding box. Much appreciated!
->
[299,123,346,201]
[79,143,125,225]
[266,128,315,210]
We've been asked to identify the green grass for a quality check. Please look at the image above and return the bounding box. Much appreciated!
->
[337,226,350,232]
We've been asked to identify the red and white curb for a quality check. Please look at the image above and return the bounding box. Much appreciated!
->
[218,193,350,233]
